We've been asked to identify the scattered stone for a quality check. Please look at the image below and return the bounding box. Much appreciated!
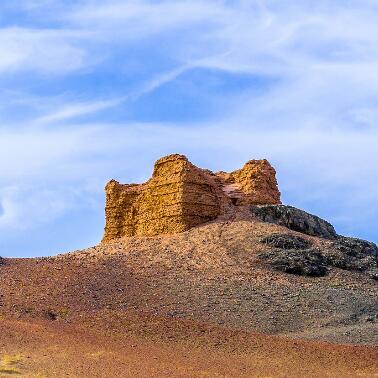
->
[250,205,337,239]
[368,270,378,281]
[0,257,4,265]
[46,310,58,321]
[258,249,328,277]
[261,234,312,250]
[325,236,378,273]
[258,234,378,280]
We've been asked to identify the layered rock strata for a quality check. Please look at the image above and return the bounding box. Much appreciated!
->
[103,154,281,242]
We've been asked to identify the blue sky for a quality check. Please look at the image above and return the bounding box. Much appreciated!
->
[0,0,377,257]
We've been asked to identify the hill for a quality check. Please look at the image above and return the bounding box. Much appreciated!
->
[0,155,377,377]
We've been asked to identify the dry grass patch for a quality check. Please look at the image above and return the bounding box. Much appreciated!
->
[0,354,23,375]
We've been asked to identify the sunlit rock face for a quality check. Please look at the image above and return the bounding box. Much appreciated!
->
[102,154,281,242]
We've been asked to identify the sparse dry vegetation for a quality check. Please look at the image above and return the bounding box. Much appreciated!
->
[0,354,22,375]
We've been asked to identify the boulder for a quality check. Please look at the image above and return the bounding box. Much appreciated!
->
[250,205,337,239]
[258,248,328,277]
[261,233,312,250]
[258,233,378,279]
[325,236,378,273]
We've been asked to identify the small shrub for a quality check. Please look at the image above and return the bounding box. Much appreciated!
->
[45,308,70,320]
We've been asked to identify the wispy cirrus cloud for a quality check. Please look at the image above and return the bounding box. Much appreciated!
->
[68,1,229,31]
[0,27,90,74]
[34,98,124,124]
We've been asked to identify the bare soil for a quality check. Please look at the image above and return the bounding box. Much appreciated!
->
[0,318,377,378]
[0,214,377,377]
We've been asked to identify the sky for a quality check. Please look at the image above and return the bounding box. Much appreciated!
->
[0,0,377,257]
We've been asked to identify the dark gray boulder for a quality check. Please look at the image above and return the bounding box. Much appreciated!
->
[258,248,328,277]
[369,269,378,280]
[250,205,337,239]
[258,232,378,279]
[261,233,312,250]
[325,236,378,273]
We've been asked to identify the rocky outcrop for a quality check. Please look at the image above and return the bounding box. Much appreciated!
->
[258,248,328,277]
[258,233,378,279]
[103,154,281,242]
[261,234,312,250]
[103,155,224,241]
[250,205,337,239]
[327,237,378,279]
[218,159,281,205]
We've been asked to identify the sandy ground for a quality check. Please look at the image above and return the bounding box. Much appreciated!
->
[1,216,377,376]
[0,318,377,378]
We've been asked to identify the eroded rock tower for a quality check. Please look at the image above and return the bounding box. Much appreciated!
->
[102,154,281,242]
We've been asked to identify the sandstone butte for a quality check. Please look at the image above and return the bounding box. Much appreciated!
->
[102,154,281,242]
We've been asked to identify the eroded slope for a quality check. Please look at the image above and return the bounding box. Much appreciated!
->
[1,207,377,346]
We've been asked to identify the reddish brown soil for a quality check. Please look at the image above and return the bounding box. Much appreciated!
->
[0,317,377,378]
[1,215,377,376]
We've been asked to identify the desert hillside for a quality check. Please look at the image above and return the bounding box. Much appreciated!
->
[0,155,377,377]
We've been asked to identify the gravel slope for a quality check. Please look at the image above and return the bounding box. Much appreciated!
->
[1,212,377,347]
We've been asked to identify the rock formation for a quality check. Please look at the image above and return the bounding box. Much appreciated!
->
[258,233,378,279]
[102,154,281,242]
[250,205,337,239]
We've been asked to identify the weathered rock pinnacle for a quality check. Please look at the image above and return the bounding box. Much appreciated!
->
[102,154,281,242]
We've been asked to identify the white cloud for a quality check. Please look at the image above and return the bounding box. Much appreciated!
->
[69,1,229,32]
[0,126,100,182]
[0,27,88,74]
[2,1,378,80]
[0,185,71,230]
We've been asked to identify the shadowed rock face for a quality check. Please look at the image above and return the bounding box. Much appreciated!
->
[102,154,281,241]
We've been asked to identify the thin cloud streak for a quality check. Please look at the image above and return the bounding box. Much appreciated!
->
[34,99,124,124]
